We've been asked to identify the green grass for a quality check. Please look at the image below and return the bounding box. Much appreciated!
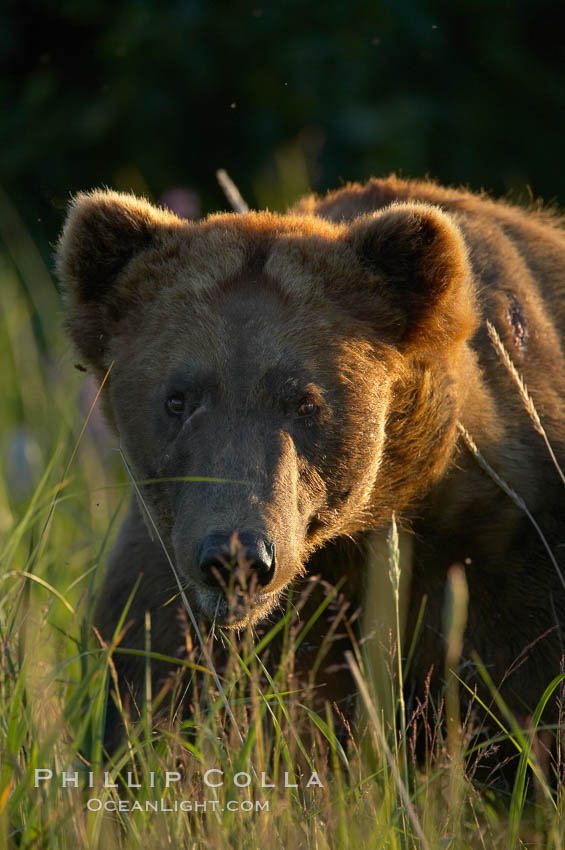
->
[2,218,565,849]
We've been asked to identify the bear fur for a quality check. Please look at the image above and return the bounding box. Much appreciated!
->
[56,176,565,756]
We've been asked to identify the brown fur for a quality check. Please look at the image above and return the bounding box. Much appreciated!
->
[56,177,565,762]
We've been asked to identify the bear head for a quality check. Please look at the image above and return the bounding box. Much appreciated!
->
[56,190,476,627]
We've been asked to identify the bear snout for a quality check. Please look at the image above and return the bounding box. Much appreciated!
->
[196,530,276,593]
[188,530,280,626]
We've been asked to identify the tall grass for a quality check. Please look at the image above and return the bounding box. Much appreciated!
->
[1,208,565,848]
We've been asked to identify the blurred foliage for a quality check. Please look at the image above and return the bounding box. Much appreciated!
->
[1,0,564,267]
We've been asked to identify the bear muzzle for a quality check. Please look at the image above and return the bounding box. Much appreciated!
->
[187,529,279,626]
[197,530,276,591]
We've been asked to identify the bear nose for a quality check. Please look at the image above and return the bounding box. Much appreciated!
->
[197,531,276,590]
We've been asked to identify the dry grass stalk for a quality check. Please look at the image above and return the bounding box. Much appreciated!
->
[457,423,565,592]
[216,168,249,213]
[486,320,565,487]
[346,650,432,850]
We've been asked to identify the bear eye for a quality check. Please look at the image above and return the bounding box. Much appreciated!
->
[297,399,318,418]
[166,393,185,416]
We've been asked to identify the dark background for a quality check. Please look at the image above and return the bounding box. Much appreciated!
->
[2,0,564,266]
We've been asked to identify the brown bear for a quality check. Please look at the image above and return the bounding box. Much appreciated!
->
[56,175,565,763]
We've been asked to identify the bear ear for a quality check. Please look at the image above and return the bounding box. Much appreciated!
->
[56,190,180,304]
[347,203,476,353]
[56,190,184,372]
